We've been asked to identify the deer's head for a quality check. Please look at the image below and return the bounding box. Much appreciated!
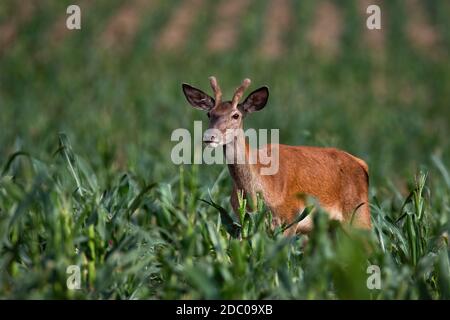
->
[182,76,269,148]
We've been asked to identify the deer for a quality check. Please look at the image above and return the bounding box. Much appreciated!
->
[182,76,371,235]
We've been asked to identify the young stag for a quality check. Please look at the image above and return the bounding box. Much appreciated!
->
[182,77,371,234]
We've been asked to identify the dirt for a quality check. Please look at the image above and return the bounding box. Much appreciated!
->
[404,0,442,59]
[0,1,36,55]
[46,1,90,45]
[156,0,204,52]
[206,0,251,53]
[357,0,387,100]
[358,0,385,54]
[100,0,155,50]
[306,0,343,58]
[260,0,292,59]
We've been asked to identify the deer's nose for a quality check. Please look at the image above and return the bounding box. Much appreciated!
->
[203,131,219,142]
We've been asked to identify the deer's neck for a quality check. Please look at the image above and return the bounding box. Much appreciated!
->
[224,134,259,197]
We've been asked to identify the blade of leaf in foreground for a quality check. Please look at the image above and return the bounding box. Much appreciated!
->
[200,197,241,238]
[282,206,314,233]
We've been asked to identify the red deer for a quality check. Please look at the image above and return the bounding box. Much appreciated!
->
[182,76,371,234]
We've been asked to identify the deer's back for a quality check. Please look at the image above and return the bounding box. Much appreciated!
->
[257,144,369,222]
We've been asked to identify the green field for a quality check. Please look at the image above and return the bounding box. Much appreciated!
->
[0,0,449,299]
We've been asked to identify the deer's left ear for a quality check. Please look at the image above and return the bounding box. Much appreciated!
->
[241,86,269,113]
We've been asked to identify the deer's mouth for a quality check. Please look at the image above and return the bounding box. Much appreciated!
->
[203,140,220,148]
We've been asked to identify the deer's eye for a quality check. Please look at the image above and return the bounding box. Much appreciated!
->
[232,113,239,120]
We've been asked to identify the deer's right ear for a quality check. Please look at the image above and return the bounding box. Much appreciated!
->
[182,83,215,111]
[241,86,269,113]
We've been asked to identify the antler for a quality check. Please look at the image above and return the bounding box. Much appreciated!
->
[209,76,222,105]
[231,78,251,108]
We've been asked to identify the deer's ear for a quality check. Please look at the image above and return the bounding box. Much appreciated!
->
[241,86,269,113]
[182,83,215,111]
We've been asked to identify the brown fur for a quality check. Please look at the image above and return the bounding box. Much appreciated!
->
[228,143,371,234]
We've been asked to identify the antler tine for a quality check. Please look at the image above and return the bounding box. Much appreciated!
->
[209,76,222,105]
[231,78,251,107]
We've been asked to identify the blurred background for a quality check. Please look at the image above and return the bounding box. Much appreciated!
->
[1,0,450,300]
[0,0,449,192]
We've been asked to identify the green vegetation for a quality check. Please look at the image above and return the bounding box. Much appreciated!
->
[0,0,449,299]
